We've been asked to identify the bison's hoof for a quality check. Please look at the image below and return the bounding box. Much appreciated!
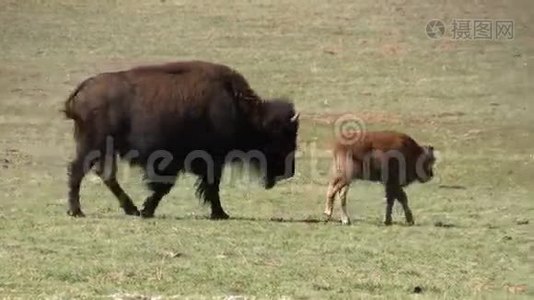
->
[124,207,141,216]
[406,220,415,226]
[140,210,155,219]
[384,220,393,226]
[211,211,230,220]
[323,211,333,223]
[67,209,85,218]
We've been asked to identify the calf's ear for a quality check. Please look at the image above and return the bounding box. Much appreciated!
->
[426,145,436,160]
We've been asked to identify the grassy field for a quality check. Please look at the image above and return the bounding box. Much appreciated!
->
[0,0,533,298]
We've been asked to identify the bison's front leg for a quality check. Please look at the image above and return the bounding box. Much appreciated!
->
[197,173,229,220]
[207,189,230,220]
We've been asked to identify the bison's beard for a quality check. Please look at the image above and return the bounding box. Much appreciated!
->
[262,155,296,189]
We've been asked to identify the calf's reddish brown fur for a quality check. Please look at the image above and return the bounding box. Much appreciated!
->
[325,131,435,225]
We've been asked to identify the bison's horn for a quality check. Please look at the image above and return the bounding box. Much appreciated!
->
[290,112,300,122]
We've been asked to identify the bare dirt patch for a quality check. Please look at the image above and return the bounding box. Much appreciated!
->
[433,39,458,52]
[94,57,175,73]
[302,110,468,127]
[380,42,407,58]
[302,111,426,125]
[0,148,33,169]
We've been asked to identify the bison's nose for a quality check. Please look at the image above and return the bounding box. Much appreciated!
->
[264,177,276,189]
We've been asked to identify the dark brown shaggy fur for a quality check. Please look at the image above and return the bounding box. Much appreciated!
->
[64,60,299,219]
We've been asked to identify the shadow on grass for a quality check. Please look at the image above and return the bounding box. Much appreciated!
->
[174,215,428,227]
[229,217,467,228]
[182,215,328,224]
[438,184,467,190]
[88,212,465,228]
[88,213,326,224]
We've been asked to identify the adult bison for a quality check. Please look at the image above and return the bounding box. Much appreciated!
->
[324,131,435,225]
[63,60,299,219]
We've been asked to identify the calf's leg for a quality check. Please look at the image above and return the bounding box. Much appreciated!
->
[326,155,355,224]
[324,181,337,220]
[324,178,347,222]
[384,197,395,226]
[395,188,414,225]
[384,185,398,226]
[339,185,351,225]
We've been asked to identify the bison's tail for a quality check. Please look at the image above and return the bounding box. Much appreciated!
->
[62,78,93,140]
[62,78,91,121]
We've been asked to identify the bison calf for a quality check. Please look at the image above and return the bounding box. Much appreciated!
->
[324,131,435,225]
